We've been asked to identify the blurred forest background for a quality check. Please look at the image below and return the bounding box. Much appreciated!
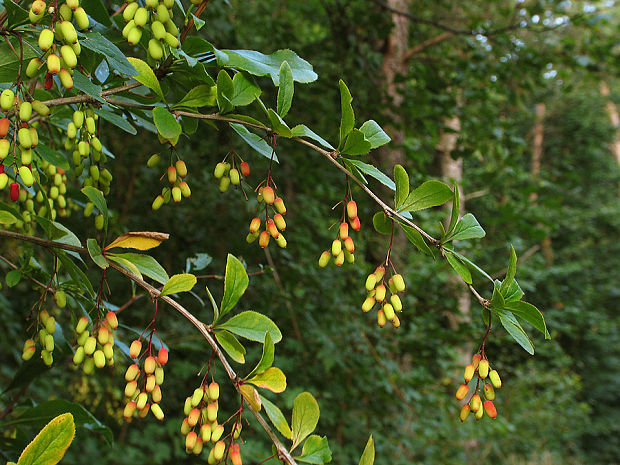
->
[1,0,619,464]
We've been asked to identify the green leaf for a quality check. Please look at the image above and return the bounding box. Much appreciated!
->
[17,413,74,465]
[291,125,335,150]
[394,165,409,209]
[94,108,137,135]
[267,109,293,137]
[259,394,291,438]
[399,180,453,213]
[359,120,390,149]
[216,69,235,113]
[15,399,112,444]
[345,159,395,190]
[218,311,282,343]
[81,186,108,221]
[277,61,294,117]
[504,301,550,339]
[338,80,355,147]
[497,310,534,355]
[57,253,95,298]
[126,57,164,100]
[230,123,278,162]
[214,330,246,364]
[6,269,21,287]
[500,245,517,295]
[108,253,169,285]
[445,251,472,284]
[0,210,18,225]
[231,72,261,106]
[503,279,524,302]
[0,38,38,83]
[87,239,108,269]
[291,392,320,451]
[213,47,317,85]
[247,332,275,378]
[358,435,375,465]
[72,71,105,103]
[443,248,492,282]
[172,85,217,109]
[152,107,182,140]
[36,146,70,171]
[372,212,393,235]
[79,33,137,77]
[446,182,460,237]
[400,223,434,257]
[297,435,332,464]
[490,280,505,309]
[81,0,112,26]
[160,273,197,296]
[4,0,29,28]
[219,254,249,320]
[341,129,371,156]
[448,213,486,241]
[246,367,287,393]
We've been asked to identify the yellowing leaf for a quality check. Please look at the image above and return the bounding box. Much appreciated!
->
[105,232,169,251]
[17,413,75,465]
[239,384,261,411]
[246,367,286,393]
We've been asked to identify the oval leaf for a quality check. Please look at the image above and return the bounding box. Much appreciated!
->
[247,332,275,378]
[445,251,472,284]
[239,384,261,411]
[291,392,320,451]
[246,367,287,393]
[214,330,246,364]
[105,231,169,251]
[372,212,393,235]
[358,435,375,465]
[297,435,332,464]
[277,61,294,117]
[152,107,182,140]
[17,413,75,465]
[394,165,409,209]
[219,254,249,320]
[218,311,282,343]
[87,238,108,269]
[126,57,164,100]
[399,180,453,213]
[259,394,292,439]
[160,273,197,296]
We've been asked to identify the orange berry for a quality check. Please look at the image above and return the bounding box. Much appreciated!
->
[105,311,118,329]
[240,161,250,176]
[455,384,469,401]
[346,200,357,218]
[249,217,261,233]
[129,340,142,358]
[262,186,275,204]
[349,215,361,231]
[158,347,169,365]
[267,219,280,238]
[144,356,157,374]
[343,236,355,253]
[483,400,497,419]
[259,231,270,248]
[459,404,470,422]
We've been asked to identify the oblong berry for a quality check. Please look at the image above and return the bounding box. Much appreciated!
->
[318,251,331,268]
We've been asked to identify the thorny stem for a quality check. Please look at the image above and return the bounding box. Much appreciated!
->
[0,229,298,465]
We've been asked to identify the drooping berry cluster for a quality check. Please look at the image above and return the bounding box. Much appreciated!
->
[361,266,406,328]
[121,0,180,63]
[21,309,57,366]
[246,185,288,249]
[122,340,169,421]
[213,156,251,193]
[72,311,119,374]
[150,157,192,210]
[456,353,502,421]
[318,199,361,268]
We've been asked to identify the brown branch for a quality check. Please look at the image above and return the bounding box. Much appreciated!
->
[40,81,143,107]
[179,0,211,44]
[403,32,453,62]
[0,254,54,291]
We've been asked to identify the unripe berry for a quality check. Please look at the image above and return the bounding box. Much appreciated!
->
[144,355,157,374]
[318,251,331,268]
[38,29,54,51]
[127,27,142,45]
[185,432,197,451]
[134,7,148,26]
[59,21,78,43]
[155,366,164,385]
[103,311,118,330]
[267,219,280,238]
[377,309,387,327]
[0,89,14,110]
[470,393,482,412]
[164,32,179,48]
[123,401,137,420]
[59,68,73,89]
[199,424,211,442]
[213,162,227,178]
[459,404,470,422]
[97,326,109,345]
[136,392,148,410]
[152,195,165,210]
[390,294,402,311]
[463,364,475,382]
[151,403,164,420]
[240,161,250,176]
[72,346,85,365]
[208,382,220,400]
[232,422,242,439]
[334,250,344,266]
[346,200,357,218]
[365,273,377,291]
[122,20,136,38]
[206,402,218,422]
[84,336,96,355]
[274,197,286,214]
[211,424,224,442]
[23,344,36,361]
[151,384,162,403]
[219,176,230,192]
[145,374,156,392]
[246,232,259,243]
[180,417,191,435]
[18,127,32,148]
[60,45,77,68]
[32,100,50,116]
[273,213,286,230]
[83,357,95,374]
[455,384,469,401]
[262,186,275,204]
[375,284,386,302]
[125,380,138,398]
[472,353,482,369]
[249,217,261,234]
[231,444,242,465]
[77,330,89,346]
[191,438,203,455]
[331,239,342,257]
[93,349,106,368]
[489,369,501,388]
[362,296,375,312]
[147,153,160,168]
[483,383,495,401]
[338,222,349,240]
[259,231,270,248]
[392,274,406,292]
[125,363,140,381]
[129,339,142,358]
[167,166,177,183]
[230,168,240,185]
[350,215,361,231]
[73,7,89,29]
[19,166,34,187]
[179,181,191,198]
[483,400,497,419]
[151,20,166,39]
[187,408,200,427]
[478,360,489,379]
[213,441,226,461]
[383,303,395,321]
[172,186,182,202]
[123,1,139,20]
[191,387,204,407]
[148,39,164,61]
[45,316,56,334]
[19,102,32,121]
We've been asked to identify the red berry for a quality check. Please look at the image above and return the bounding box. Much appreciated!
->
[10,182,19,202]
[0,118,9,137]
[44,73,54,90]
[240,161,250,176]
[158,347,169,365]
[349,216,361,231]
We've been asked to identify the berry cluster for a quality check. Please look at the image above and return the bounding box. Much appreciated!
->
[72,311,119,374]
[21,309,57,366]
[150,157,192,210]
[29,0,90,91]
[213,157,250,193]
[456,353,502,421]
[181,382,228,456]
[120,0,180,63]
[122,340,169,421]
[318,199,361,268]
[246,185,288,249]
[361,266,406,328]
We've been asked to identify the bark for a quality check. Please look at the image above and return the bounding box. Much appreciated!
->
[601,81,620,167]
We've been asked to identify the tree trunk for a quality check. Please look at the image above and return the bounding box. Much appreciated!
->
[601,82,620,166]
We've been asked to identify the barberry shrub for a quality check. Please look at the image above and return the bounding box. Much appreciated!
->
[0,0,551,463]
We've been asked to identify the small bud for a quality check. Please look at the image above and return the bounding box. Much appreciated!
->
[129,340,142,358]
[478,360,489,379]
[318,251,331,268]
[489,369,502,389]
[483,400,497,419]
[455,384,469,401]
[459,404,471,422]
[463,364,475,382]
